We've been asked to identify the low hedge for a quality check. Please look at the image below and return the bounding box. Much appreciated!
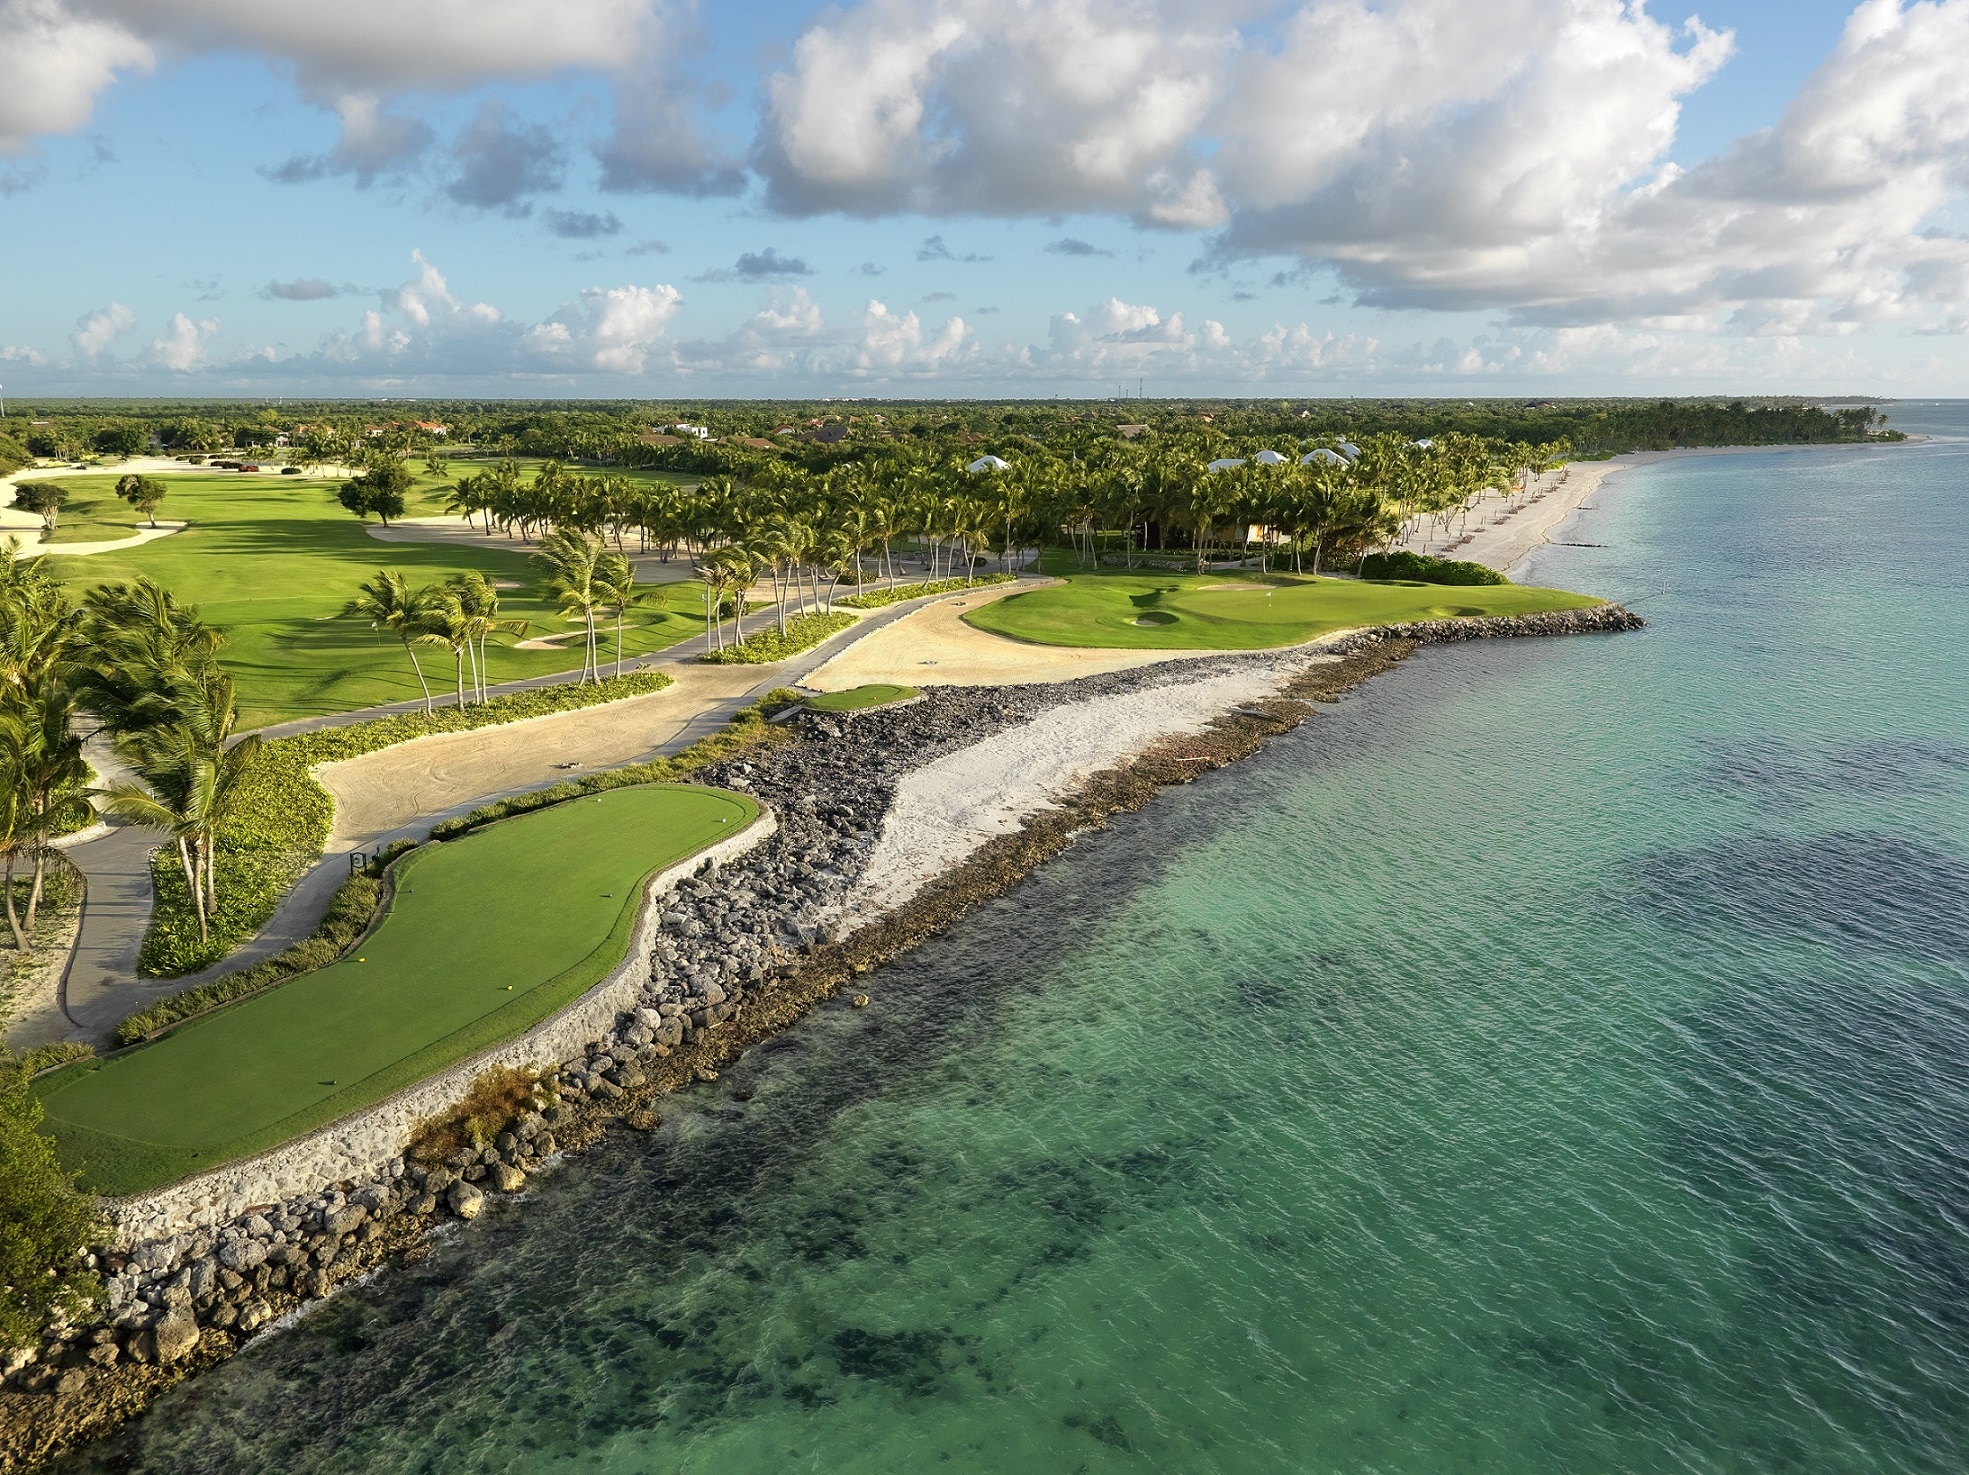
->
[835,573,1014,609]
[1357,551,1509,586]
[139,672,674,977]
[699,611,856,665]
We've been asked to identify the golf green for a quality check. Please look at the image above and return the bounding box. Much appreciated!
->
[804,683,919,712]
[37,784,759,1195]
[31,472,713,727]
[964,568,1600,650]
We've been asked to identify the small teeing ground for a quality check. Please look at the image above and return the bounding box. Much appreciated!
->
[38,784,758,1195]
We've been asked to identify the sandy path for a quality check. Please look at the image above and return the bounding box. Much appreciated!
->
[803,580,1219,690]
[317,667,762,845]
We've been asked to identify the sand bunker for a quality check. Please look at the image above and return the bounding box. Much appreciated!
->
[315,667,761,846]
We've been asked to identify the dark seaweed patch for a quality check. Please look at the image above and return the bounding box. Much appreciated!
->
[1631,831,1969,963]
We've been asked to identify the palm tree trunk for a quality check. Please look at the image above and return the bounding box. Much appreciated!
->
[3,851,27,952]
[179,836,209,945]
[615,612,625,678]
[204,833,219,918]
[25,845,45,930]
[403,639,434,715]
[455,649,467,709]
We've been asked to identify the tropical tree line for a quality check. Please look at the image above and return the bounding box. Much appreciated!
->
[408,432,1579,595]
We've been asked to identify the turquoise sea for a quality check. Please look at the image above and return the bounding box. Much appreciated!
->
[63,406,1969,1474]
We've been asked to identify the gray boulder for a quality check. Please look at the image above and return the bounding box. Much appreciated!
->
[448,1181,485,1219]
[152,1308,200,1364]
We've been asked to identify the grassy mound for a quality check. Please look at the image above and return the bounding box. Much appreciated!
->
[804,684,919,712]
[37,784,758,1195]
[963,568,1599,650]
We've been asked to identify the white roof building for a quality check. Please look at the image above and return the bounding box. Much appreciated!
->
[1252,449,1288,465]
[967,455,1011,472]
[1206,457,1245,472]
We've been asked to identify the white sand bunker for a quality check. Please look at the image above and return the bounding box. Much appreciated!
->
[837,665,1300,924]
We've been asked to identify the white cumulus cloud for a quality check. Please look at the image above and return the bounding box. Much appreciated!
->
[150,312,220,371]
[0,0,152,155]
[70,301,137,358]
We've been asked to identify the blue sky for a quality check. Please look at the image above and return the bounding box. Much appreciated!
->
[2,0,1966,398]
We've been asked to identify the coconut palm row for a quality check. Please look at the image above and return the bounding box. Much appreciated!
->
[432,431,1571,581]
[0,551,263,952]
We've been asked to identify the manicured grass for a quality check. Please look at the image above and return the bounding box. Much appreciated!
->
[805,684,919,711]
[963,566,1601,650]
[37,784,758,1195]
[32,473,712,727]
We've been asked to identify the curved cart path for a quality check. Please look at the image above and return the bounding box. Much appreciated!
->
[43,583,1036,1047]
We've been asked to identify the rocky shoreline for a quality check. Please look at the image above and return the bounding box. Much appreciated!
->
[0,604,1640,1470]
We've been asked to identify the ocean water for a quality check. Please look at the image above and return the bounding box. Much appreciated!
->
[61,408,1969,1474]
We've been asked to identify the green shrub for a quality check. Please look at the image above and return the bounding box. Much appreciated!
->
[20,1041,95,1077]
[138,672,674,977]
[0,1050,102,1350]
[835,573,1014,609]
[1356,551,1509,586]
[699,611,856,664]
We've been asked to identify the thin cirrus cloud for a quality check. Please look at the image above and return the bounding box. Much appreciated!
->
[916,234,990,263]
[261,277,343,301]
[544,209,624,239]
[695,248,814,283]
[1046,238,1113,258]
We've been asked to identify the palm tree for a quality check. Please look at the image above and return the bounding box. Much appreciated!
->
[593,551,651,679]
[97,669,262,942]
[0,674,92,938]
[535,528,604,682]
[344,571,439,715]
[416,591,474,710]
[446,571,527,702]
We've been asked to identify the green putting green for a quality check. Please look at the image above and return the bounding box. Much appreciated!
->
[37,784,759,1195]
[31,472,713,727]
[963,567,1600,650]
[804,683,920,712]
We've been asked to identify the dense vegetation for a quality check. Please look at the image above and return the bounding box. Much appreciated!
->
[0,395,1897,480]
[0,1050,100,1350]
[1357,552,1509,586]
